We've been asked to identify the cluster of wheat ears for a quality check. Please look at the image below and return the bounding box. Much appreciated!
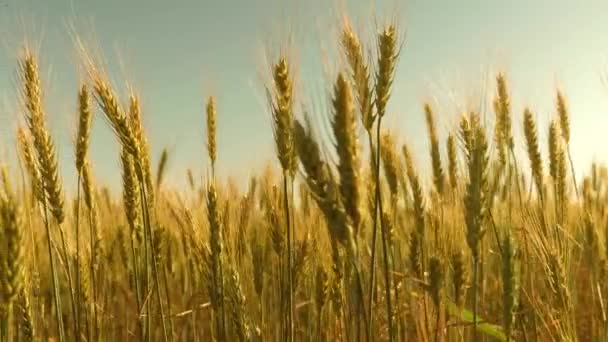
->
[1,16,608,342]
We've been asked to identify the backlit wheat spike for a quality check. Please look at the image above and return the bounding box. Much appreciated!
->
[206,96,218,172]
[90,71,140,159]
[0,177,25,306]
[128,93,155,203]
[341,22,374,131]
[556,90,570,144]
[402,144,426,237]
[523,108,544,202]
[584,214,599,271]
[425,103,445,195]
[121,148,141,236]
[375,24,398,119]
[493,73,513,167]
[250,234,265,299]
[269,56,296,177]
[556,143,567,220]
[156,148,169,189]
[81,161,95,210]
[447,133,458,190]
[20,50,65,223]
[187,169,195,191]
[380,132,400,199]
[75,84,93,174]
[315,265,329,312]
[314,264,329,338]
[293,120,351,245]
[17,127,43,202]
[331,72,362,230]
[548,121,560,181]
[548,120,568,222]
[547,250,571,310]
[0,171,25,342]
[402,144,426,278]
[556,89,579,198]
[226,265,252,341]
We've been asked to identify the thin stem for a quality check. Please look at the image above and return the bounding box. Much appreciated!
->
[139,181,169,342]
[162,262,175,340]
[210,165,226,342]
[6,303,13,342]
[212,308,220,341]
[473,257,479,342]
[144,222,151,342]
[218,251,227,342]
[351,259,370,338]
[282,173,294,342]
[366,127,379,341]
[317,305,323,341]
[88,203,99,342]
[42,200,66,342]
[380,212,394,342]
[57,221,78,340]
[75,173,82,341]
[434,304,440,342]
[565,147,579,198]
[278,255,284,341]
[0,307,5,341]
[508,147,524,209]
[375,117,394,342]
[391,202,406,340]
[130,231,143,340]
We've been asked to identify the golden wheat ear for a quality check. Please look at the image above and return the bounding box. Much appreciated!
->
[523,108,544,203]
[446,133,458,190]
[331,72,362,231]
[206,96,218,173]
[20,51,66,224]
[424,103,445,195]
[268,57,296,177]
[0,170,25,308]
[341,23,374,131]
[75,84,93,174]
[379,132,399,199]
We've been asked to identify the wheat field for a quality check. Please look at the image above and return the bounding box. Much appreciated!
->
[1,15,608,342]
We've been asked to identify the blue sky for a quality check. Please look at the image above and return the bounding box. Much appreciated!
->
[1,0,608,193]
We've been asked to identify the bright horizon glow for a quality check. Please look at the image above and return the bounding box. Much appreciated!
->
[1,0,608,194]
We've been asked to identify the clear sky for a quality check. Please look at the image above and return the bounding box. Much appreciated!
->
[1,0,608,193]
